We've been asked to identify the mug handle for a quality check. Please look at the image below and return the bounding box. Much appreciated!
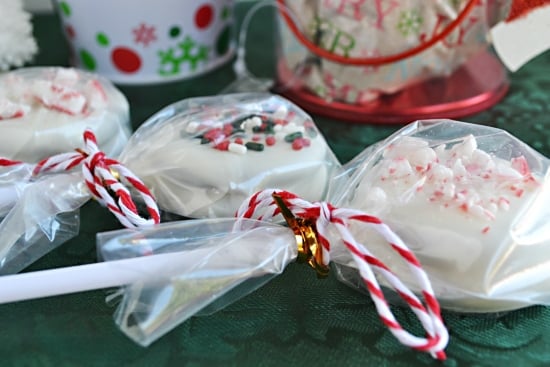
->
[276,0,480,66]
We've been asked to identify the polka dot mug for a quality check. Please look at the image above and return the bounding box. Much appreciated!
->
[53,0,235,85]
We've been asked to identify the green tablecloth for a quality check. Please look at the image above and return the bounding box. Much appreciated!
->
[3,5,550,367]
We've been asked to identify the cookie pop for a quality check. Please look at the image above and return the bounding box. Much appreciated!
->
[0,67,131,162]
[118,93,340,218]
[331,119,549,312]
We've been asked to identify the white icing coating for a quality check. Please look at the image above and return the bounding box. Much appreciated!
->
[0,67,131,162]
[334,126,550,312]
[119,94,339,218]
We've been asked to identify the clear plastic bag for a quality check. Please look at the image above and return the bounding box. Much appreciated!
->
[0,66,134,273]
[0,172,89,274]
[92,190,449,357]
[118,93,341,218]
[329,119,550,312]
[0,66,131,162]
[97,218,297,347]
[0,134,152,274]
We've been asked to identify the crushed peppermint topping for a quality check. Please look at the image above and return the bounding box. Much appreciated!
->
[0,69,108,120]
[0,99,29,120]
[368,135,540,233]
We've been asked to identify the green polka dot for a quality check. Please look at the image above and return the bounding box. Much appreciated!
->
[169,26,181,38]
[216,26,231,56]
[79,49,96,70]
[59,1,71,16]
[221,6,230,20]
[96,32,109,46]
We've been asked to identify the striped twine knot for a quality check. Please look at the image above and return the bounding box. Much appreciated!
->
[1,129,160,228]
[236,189,449,360]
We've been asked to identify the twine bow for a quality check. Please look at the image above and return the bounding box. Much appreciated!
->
[1,129,160,228]
[235,189,449,360]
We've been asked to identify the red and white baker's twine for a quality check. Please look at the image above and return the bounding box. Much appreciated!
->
[236,189,449,360]
[1,129,160,228]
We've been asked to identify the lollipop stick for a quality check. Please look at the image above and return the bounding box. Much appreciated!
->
[0,251,189,304]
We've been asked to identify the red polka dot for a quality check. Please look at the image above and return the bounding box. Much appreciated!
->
[195,4,214,29]
[65,24,75,39]
[111,47,141,73]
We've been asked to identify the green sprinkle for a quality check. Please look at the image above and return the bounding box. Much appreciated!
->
[200,137,210,144]
[284,132,303,142]
[245,142,264,151]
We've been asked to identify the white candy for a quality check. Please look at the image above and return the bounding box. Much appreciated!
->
[450,135,477,159]
[0,99,29,119]
[53,68,79,86]
[228,143,247,155]
[408,147,437,169]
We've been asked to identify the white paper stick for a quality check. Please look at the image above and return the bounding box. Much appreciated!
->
[0,251,190,304]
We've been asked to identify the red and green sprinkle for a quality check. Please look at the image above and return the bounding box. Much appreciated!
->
[188,113,316,154]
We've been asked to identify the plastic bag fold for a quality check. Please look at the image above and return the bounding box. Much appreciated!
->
[97,219,297,346]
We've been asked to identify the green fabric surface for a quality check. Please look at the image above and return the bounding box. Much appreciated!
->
[2,4,550,367]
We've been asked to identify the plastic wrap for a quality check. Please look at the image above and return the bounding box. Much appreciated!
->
[0,131,153,274]
[0,163,32,218]
[0,172,89,274]
[0,67,134,273]
[97,219,297,347]
[118,93,341,218]
[329,119,550,312]
[0,66,131,162]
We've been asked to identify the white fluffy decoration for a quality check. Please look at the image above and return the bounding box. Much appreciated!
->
[0,0,37,70]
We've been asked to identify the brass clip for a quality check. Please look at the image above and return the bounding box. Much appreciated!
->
[272,193,329,278]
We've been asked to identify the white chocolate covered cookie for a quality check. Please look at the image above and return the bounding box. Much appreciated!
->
[119,93,340,218]
[0,67,131,161]
[331,120,550,312]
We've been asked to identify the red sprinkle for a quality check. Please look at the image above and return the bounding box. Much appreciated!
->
[292,139,304,150]
[265,135,276,146]
[214,140,230,151]
[234,137,244,145]
[223,123,233,136]
[482,226,490,234]
[204,128,224,141]
[252,135,262,142]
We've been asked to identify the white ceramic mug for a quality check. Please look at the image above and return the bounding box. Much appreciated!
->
[53,0,235,84]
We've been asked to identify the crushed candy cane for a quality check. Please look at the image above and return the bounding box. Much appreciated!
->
[0,68,108,119]
[364,135,540,232]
